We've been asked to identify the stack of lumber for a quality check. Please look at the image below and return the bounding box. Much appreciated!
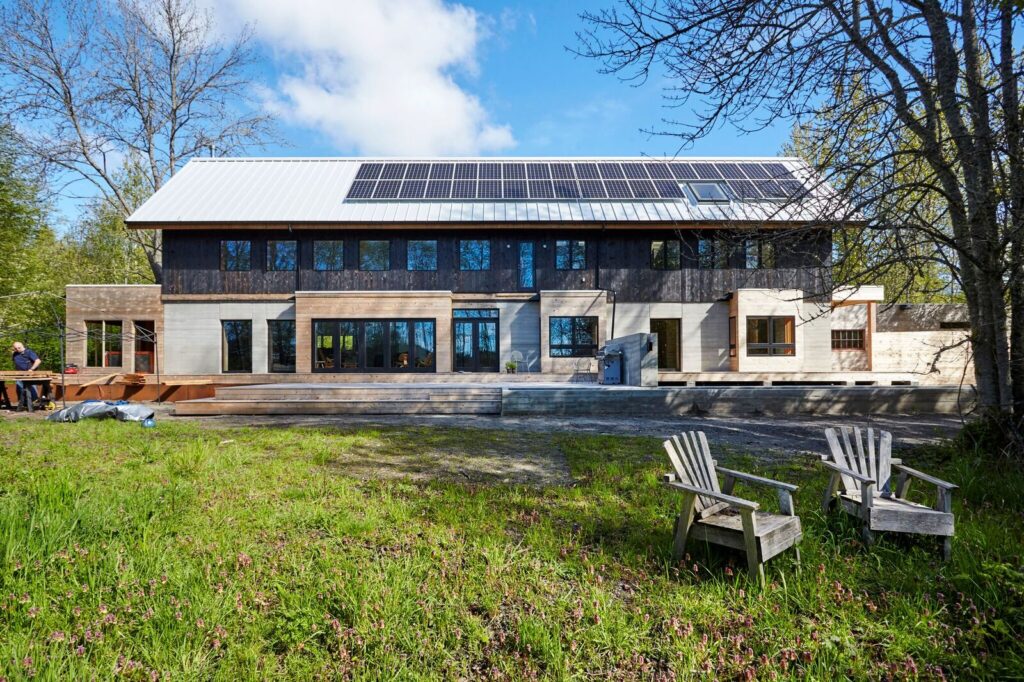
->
[116,374,147,385]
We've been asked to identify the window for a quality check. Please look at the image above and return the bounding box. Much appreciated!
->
[133,320,155,373]
[549,316,599,357]
[831,329,865,350]
[745,238,776,269]
[746,316,795,356]
[359,240,390,270]
[407,240,438,271]
[555,239,586,270]
[651,240,681,270]
[312,319,435,372]
[689,182,729,202]
[519,241,535,289]
[85,320,122,367]
[697,236,733,268]
[267,240,297,271]
[939,320,970,330]
[220,240,251,271]
[459,239,491,271]
[313,240,345,271]
[729,316,737,357]
[268,320,296,372]
[221,320,252,372]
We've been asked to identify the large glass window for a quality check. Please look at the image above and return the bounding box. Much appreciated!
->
[338,321,359,369]
[313,240,345,271]
[651,240,681,270]
[85,320,123,367]
[220,240,251,271]
[221,320,252,372]
[407,240,438,271]
[312,319,435,372]
[746,316,795,356]
[549,316,598,357]
[268,320,296,372]
[267,240,297,271]
[365,321,386,368]
[413,321,436,368]
[459,239,491,271]
[314,321,336,370]
[555,240,587,270]
[359,240,390,271]
[518,241,535,289]
[745,238,776,269]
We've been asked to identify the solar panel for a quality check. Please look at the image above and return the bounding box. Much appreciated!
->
[399,180,426,199]
[598,163,625,179]
[762,162,797,180]
[669,163,698,180]
[527,163,551,179]
[653,180,685,198]
[478,163,502,180]
[429,163,454,179]
[477,180,502,198]
[346,180,376,199]
[714,163,745,180]
[454,163,477,179]
[604,179,632,198]
[355,163,383,180]
[550,163,575,179]
[553,180,580,199]
[528,180,554,198]
[373,180,401,199]
[503,180,527,198]
[380,163,406,180]
[425,180,452,198]
[628,180,658,198]
[739,163,771,180]
[579,179,607,198]
[754,180,785,199]
[691,163,721,179]
[622,163,650,180]
[574,163,600,179]
[452,180,476,198]
[726,180,762,200]
[503,163,526,180]
[645,164,673,179]
[405,163,430,179]
[778,179,806,197]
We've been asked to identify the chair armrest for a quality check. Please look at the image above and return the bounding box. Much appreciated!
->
[662,480,760,511]
[892,463,958,490]
[716,466,799,492]
[820,459,875,484]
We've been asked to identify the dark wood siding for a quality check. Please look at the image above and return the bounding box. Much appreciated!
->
[162,228,831,302]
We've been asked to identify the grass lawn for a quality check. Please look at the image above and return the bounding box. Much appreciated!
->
[0,418,1022,680]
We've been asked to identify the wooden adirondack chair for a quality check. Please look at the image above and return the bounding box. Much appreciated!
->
[821,426,957,560]
[662,432,802,583]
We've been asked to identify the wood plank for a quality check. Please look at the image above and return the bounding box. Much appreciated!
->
[80,373,121,387]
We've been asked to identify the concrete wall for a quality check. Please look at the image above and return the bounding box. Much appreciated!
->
[612,301,731,372]
[163,302,295,375]
[730,290,831,373]
[872,330,973,385]
[603,332,658,386]
[539,290,608,373]
[65,285,163,375]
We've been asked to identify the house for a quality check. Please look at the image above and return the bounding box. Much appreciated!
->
[61,157,971,398]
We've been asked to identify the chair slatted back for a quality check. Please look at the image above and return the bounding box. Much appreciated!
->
[824,426,892,496]
[663,431,728,517]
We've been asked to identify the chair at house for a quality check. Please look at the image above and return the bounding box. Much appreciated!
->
[820,426,956,560]
[662,432,802,584]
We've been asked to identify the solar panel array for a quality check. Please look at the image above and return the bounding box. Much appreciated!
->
[346,161,806,202]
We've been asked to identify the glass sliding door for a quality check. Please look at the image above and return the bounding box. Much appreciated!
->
[312,319,435,373]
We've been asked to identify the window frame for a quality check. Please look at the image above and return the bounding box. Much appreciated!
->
[359,240,390,271]
[220,240,252,271]
[313,240,345,271]
[831,329,866,351]
[407,239,438,271]
[85,320,123,368]
[458,239,491,271]
[268,319,297,372]
[555,239,587,270]
[548,316,599,358]
[746,316,796,357]
[266,240,298,272]
[518,240,535,290]
[745,237,777,269]
[651,239,681,270]
[688,182,730,203]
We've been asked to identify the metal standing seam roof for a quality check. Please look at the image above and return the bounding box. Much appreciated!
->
[126,156,852,226]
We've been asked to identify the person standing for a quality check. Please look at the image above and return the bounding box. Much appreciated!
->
[11,341,41,409]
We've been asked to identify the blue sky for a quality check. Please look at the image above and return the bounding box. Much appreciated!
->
[224,0,792,160]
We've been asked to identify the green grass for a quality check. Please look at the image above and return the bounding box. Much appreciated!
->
[0,419,1021,680]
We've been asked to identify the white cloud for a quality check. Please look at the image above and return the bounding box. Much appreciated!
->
[214,0,515,155]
